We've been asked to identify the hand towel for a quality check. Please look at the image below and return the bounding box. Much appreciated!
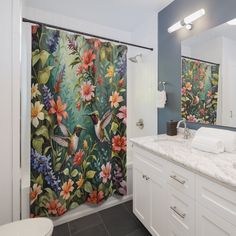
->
[195,127,236,153]
[157,90,167,108]
[191,135,224,154]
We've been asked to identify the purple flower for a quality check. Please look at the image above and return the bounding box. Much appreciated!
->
[42,85,53,111]
[31,148,61,192]
[112,163,127,195]
[116,52,127,78]
[47,30,60,53]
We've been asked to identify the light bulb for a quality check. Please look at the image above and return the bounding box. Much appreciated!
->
[168,21,183,33]
[184,9,205,25]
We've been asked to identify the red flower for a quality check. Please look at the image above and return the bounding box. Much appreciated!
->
[32,25,38,34]
[54,79,62,93]
[49,96,68,124]
[112,135,127,152]
[87,191,104,204]
[181,87,186,95]
[118,79,124,87]
[82,49,96,71]
[73,150,84,166]
[76,65,83,75]
[116,106,127,125]
[92,65,97,74]
[207,91,212,97]
[97,76,103,85]
[77,102,81,111]
[57,206,66,216]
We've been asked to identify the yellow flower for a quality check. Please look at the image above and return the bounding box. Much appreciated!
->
[83,140,88,150]
[31,101,44,128]
[30,184,42,205]
[109,91,124,108]
[31,83,41,98]
[60,179,74,200]
[76,176,84,189]
[105,65,115,79]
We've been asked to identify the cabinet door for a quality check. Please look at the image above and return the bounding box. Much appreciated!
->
[196,204,236,236]
[133,167,150,225]
[149,176,167,236]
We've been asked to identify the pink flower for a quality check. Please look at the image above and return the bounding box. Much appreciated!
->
[94,39,102,50]
[112,135,127,152]
[117,106,127,125]
[181,87,186,95]
[49,96,68,124]
[109,91,123,108]
[187,114,197,122]
[82,49,96,71]
[100,162,112,183]
[73,150,84,166]
[76,65,83,75]
[207,91,212,97]
[199,81,204,90]
[80,80,96,102]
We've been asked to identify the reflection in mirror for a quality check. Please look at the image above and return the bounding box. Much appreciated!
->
[181,19,236,128]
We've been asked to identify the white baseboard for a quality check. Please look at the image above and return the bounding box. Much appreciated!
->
[53,194,133,226]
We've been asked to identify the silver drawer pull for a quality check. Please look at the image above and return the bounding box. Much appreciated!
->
[142,174,146,179]
[170,175,186,185]
[145,176,150,181]
[170,206,186,219]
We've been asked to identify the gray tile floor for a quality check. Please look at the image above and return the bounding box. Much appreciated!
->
[53,201,151,236]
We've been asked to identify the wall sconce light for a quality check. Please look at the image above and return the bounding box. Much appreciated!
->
[168,9,205,33]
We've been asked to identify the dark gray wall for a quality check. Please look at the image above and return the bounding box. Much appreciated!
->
[158,0,236,133]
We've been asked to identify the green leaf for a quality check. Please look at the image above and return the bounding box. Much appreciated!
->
[35,125,49,139]
[75,189,82,198]
[38,66,54,84]
[32,137,44,154]
[86,170,96,179]
[98,183,104,192]
[55,163,62,172]
[111,122,118,134]
[40,50,50,67]
[43,146,51,155]
[36,174,43,186]
[32,49,40,66]
[63,168,69,176]
[71,169,79,177]
[45,188,55,199]
[70,202,79,209]
[84,181,93,193]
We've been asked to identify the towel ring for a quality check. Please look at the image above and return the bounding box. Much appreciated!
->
[159,81,166,91]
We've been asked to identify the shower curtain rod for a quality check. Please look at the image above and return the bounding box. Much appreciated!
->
[22,18,154,51]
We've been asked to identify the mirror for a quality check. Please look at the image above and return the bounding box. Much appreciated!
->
[181,19,236,128]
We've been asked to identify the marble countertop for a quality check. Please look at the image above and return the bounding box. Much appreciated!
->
[130,134,236,190]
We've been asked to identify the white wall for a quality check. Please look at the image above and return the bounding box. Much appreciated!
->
[129,12,158,138]
[0,0,21,225]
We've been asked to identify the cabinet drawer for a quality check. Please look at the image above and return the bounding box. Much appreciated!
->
[133,150,166,181]
[167,186,195,236]
[196,175,236,227]
[167,161,195,199]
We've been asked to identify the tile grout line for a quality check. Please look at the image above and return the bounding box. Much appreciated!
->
[67,222,72,236]
[98,212,112,236]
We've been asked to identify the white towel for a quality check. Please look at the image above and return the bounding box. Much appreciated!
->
[191,135,224,154]
[157,90,167,108]
[196,127,236,153]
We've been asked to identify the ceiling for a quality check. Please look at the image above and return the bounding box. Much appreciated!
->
[23,0,174,31]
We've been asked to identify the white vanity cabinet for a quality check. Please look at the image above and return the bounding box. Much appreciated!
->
[133,148,167,236]
[132,145,236,236]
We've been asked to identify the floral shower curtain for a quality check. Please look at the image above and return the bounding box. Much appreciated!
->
[30,26,127,217]
[181,57,219,125]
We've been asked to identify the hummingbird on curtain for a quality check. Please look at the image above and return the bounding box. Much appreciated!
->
[52,123,86,171]
[87,110,112,143]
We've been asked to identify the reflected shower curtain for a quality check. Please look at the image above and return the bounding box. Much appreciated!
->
[30,26,127,217]
[181,57,219,125]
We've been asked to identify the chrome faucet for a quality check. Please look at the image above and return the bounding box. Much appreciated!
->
[176,119,190,139]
